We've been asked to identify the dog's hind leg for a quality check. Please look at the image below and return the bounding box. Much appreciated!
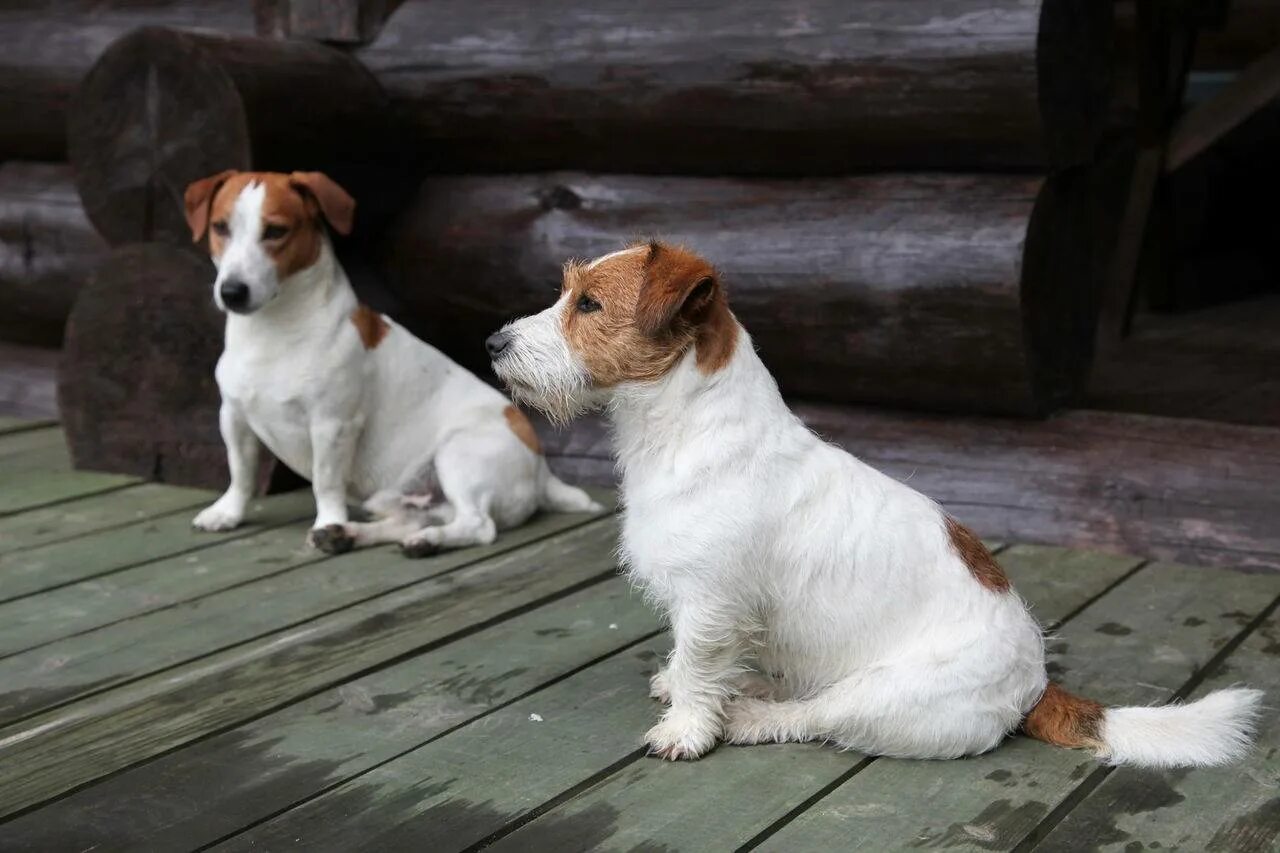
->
[398,433,502,557]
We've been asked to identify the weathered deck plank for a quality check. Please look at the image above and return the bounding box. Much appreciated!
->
[0,427,137,514]
[1033,614,1280,853]
[0,417,56,436]
[755,563,1280,851]
[0,514,615,818]
[0,577,659,851]
[0,482,213,558]
[216,546,1150,851]
[0,491,312,606]
[473,548,1143,853]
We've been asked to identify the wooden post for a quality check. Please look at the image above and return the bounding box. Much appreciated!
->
[254,0,400,44]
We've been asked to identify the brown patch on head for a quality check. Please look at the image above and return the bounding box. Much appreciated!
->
[351,304,390,349]
[504,405,542,454]
[185,170,356,281]
[945,516,1011,592]
[1021,682,1105,750]
[561,242,738,387]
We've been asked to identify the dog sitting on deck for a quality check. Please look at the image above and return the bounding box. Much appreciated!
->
[488,240,1261,765]
[183,170,600,555]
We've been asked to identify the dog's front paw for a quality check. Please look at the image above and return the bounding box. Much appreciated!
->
[649,669,671,705]
[308,524,355,554]
[192,502,243,532]
[400,531,441,559]
[645,709,720,761]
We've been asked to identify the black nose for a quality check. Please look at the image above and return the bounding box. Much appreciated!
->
[486,331,512,358]
[219,280,250,311]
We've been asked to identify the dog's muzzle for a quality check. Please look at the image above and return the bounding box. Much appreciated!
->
[486,330,512,359]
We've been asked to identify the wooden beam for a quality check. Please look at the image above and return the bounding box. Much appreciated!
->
[254,0,399,44]
[1166,44,1280,171]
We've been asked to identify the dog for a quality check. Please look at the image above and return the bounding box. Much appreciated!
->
[183,170,600,555]
[487,240,1261,765]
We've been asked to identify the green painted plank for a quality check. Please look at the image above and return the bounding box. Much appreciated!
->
[1034,614,1280,853]
[0,493,316,651]
[0,491,309,605]
[0,466,139,516]
[480,547,1144,853]
[0,418,57,436]
[0,513,617,817]
[0,504,607,724]
[214,634,669,852]
[1,576,660,850]
[757,563,1280,852]
[0,482,214,557]
[0,426,64,463]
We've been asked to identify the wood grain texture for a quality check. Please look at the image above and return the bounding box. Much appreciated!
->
[756,563,1280,852]
[221,544,1136,851]
[0,0,255,159]
[383,172,1096,416]
[0,490,307,604]
[0,576,656,850]
[0,482,213,558]
[0,512,613,817]
[1034,614,1280,853]
[357,0,1113,172]
[0,162,106,348]
[0,427,138,515]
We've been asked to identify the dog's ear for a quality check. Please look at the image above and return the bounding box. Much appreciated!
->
[289,172,355,236]
[635,242,721,337]
[183,170,238,242]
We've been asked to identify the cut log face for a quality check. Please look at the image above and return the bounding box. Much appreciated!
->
[380,173,1095,416]
[0,1,255,160]
[0,163,107,347]
[357,0,1114,173]
[58,244,236,489]
[68,27,397,247]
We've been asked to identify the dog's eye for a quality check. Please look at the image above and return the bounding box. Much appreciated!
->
[262,224,289,241]
[576,295,602,313]
[211,221,230,238]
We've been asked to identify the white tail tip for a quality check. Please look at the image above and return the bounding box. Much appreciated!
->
[1098,687,1265,768]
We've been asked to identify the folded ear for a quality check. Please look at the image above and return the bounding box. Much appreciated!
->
[635,242,721,337]
[289,171,355,236]
[183,169,238,242]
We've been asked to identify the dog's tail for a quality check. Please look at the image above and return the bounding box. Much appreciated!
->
[1021,681,1262,768]
[538,466,605,515]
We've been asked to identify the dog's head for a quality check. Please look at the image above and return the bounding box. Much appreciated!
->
[183,170,355,315]
[488,241,737,422]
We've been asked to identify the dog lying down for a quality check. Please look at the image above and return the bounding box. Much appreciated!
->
[182,170,600,555]
[488,240,1262,765]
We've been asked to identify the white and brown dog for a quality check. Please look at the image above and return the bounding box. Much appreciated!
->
[488,241,1261,765]
[184,170,600,555]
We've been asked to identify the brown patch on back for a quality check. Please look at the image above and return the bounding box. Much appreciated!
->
[1021,682,1106,750]
[504,405,542,454]
[561,242,738,387]
[945,516,1011,592]
[351,304,390,349]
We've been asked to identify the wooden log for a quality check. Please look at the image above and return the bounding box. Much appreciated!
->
[0,1,255,160]
[68,27,404,247]
[0,163,106,347]
[356,0,1115,174]
[380,172,1096,417]
[255,0,400,44]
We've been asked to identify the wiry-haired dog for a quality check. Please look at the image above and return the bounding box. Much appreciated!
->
[185,170,600,555]
[488,241,1261,765]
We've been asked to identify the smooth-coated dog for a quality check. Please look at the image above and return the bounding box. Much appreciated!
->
[184,170,600,555]
[488,240,1261,765]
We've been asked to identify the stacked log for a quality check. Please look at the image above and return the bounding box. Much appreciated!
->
[0,1,254,160]
[0,163,105,347]
[356,0,1113,174]
[382,172,1094,416]
[54,0,1127,485]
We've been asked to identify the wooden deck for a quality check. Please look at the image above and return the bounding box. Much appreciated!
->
[0,421,1276,852]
